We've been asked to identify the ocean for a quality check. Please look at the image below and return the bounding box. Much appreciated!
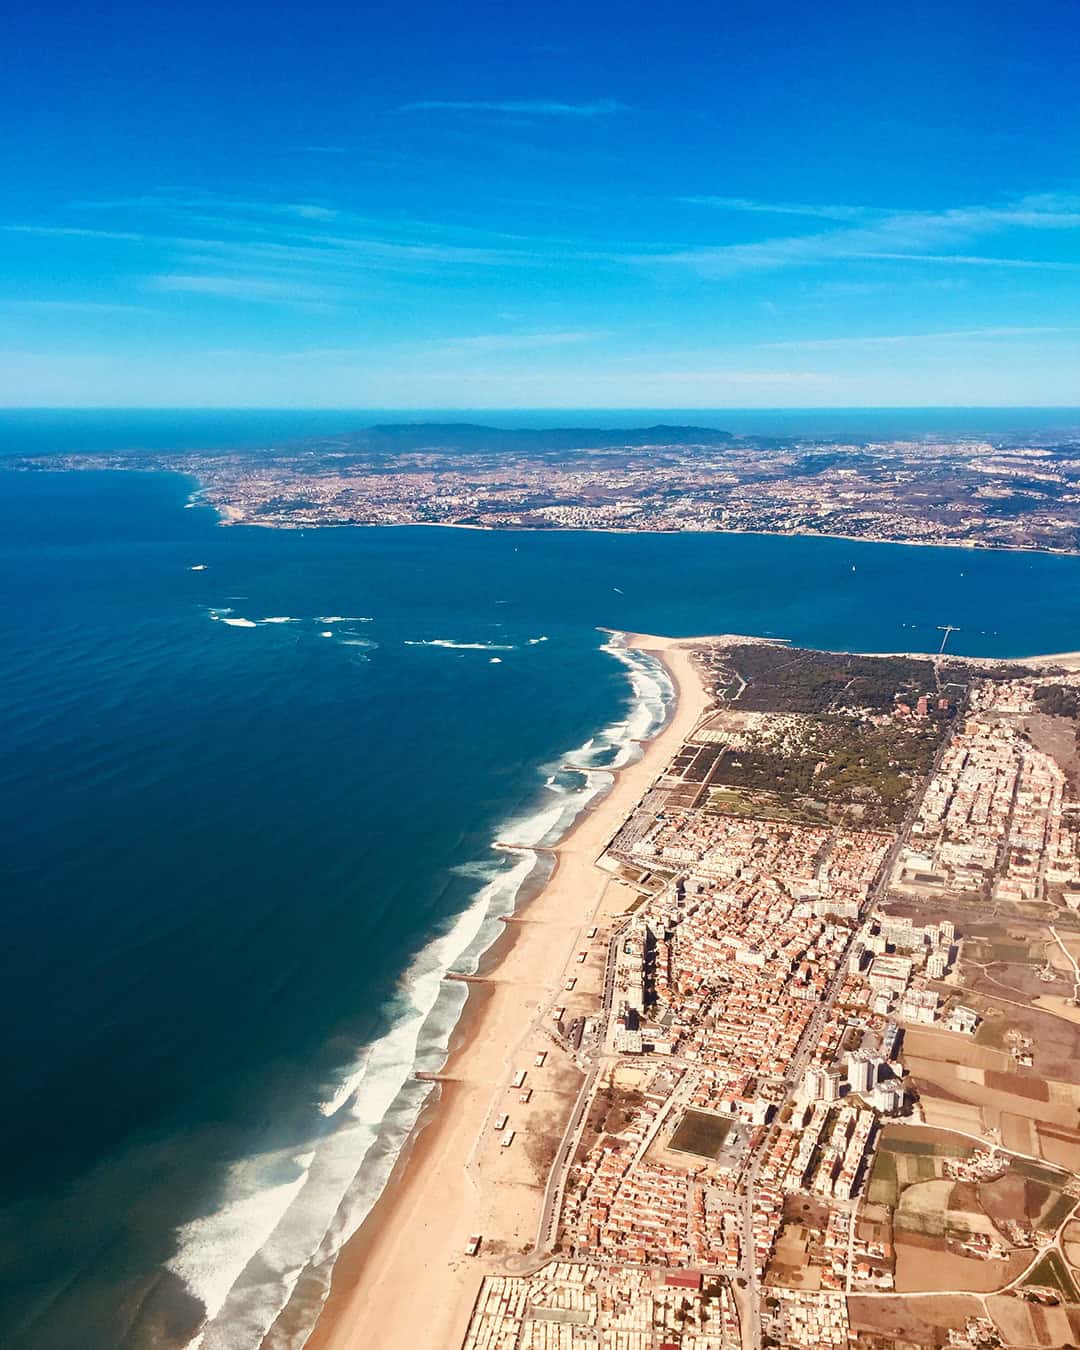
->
[3,411,1080,1350]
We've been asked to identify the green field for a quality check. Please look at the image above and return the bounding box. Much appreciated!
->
[1024,1249,1080,1301]
[881,1135,977,1159]
[868,1150,899,1207]
[1011,1158,1069,1188]
[670,1109,735,1159]
[1040,1191,1077,1232]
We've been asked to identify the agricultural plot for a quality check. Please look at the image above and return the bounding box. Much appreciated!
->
[848,1293,986,1347]
[903,1033,1080,1153]
[863,1126,1075,1295]
[1024,1248,1080,1301]
[987,1294,1080,1350]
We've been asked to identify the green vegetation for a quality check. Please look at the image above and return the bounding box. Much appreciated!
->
[1042,1191,1077,1231]
[867,1150,899,1207]
[670,1109,735,1159]
[713,646,940,714]
[1024,1248,1080,1301]
[1011,1158,1069,1188]
[703,710,945,827]
[1035,684,1080,719]
[975,1018,1006,1050]
[704,786,828,825]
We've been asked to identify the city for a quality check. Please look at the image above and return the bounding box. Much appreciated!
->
[16,425,1080,554]
[456,640,1080,1350]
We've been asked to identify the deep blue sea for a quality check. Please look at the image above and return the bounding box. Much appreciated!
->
[3,410,1080,1350]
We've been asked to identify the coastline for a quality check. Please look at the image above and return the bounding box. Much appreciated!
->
[300,633,712,1350]
[701,634,1080,669]
[209,511,1080,563]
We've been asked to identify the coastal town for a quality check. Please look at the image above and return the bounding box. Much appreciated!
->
[15,422,1080,553]
[444,638,1080,1350]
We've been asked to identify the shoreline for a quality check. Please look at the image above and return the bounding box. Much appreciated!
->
[300,633,712,1350]
[211,512,1080,563]
[12,461,1075,563]
[678,631,1080,669]
[10,451,1080,558]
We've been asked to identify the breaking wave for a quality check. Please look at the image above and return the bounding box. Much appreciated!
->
[403,639,516,650]
[166,632,673,1350]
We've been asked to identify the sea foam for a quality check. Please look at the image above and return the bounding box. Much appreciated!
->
[403,639,516,650]
[166,633,673,1350]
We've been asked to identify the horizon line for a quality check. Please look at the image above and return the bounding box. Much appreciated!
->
[3,403,1080,414]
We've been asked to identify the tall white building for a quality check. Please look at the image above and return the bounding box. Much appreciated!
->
[847,1052,876,1094]
[804,1065,844,1103]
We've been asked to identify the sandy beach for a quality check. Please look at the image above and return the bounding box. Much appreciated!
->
[303,633,713,1350]
[293,625,1078,1350]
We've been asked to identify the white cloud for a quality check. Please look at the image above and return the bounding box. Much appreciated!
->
[763,326,1077,350]
[642,193,1080,275]
[681,196,873,221]
[429,330,607,354]
[398,99,624,117]
[146,273,338,305]
[0,299,155,313]
[3,224,144,242]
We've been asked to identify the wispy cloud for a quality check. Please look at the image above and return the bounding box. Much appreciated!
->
[398,98,624,117]
[75,193,339,222]
[203,331,610,362]
[763,325,1078,350]
[0,298,155,313]
[429,329,607,355]
[3,224,144,242]
[12,185,1080,322]
[146,273,339,305]
[856,251,1080,270]
[646,193,1080,275]
[681,196,874,222]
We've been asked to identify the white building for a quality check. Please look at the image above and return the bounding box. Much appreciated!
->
[868,954,913,995]
[847,1053,876,1095]
[949,1005,980,1035]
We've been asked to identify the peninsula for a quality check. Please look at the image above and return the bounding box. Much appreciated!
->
[14,421,1080,553]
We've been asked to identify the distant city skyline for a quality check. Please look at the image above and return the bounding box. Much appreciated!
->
[4,0,1080,406]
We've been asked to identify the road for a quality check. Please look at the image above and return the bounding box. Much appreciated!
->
[736,708,961,1347]
[534,689,966,1347]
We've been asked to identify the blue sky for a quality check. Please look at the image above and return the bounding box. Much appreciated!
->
[3,0,1080,408]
